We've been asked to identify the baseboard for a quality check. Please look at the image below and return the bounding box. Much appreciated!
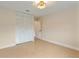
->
[16,38,34,44]
[41,38,79,51]
[0,44,16,49]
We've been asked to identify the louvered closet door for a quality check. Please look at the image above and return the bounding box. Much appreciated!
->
[16,15,24,44]
[16,13,35,44]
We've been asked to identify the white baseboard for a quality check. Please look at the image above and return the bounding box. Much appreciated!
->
[0,44,16,49]
[16,39,34,45]
[41,38,79,51]
[16,38,34,44]
[0,40,34,49]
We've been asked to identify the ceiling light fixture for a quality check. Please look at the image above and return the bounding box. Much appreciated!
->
[33,0,47,9]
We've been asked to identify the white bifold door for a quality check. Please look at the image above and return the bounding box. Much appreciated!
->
[16,13,35,44]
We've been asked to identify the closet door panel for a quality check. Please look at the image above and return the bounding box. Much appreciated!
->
[16,13,35,44]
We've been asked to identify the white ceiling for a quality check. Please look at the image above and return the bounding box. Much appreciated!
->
[0,1,77,16]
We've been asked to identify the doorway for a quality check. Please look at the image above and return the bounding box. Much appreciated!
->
[34,17,42,39]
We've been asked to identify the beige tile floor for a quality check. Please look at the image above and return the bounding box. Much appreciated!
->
[0,39,79,58]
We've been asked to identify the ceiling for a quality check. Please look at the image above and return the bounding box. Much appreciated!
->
[0,1,77,16]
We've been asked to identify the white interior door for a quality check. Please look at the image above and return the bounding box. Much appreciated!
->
[16,13,35,44]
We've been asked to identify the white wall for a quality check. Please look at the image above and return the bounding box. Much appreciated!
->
[0,6,35,49]
[40,6,79,50]
[76,3,79,48]
[0,6,16,49]
[16,12,35,44]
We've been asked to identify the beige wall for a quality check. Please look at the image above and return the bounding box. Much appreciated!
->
[0,6,35,49]
[0,6,16,49]
[41,6,79,50]
[76,3,79,48]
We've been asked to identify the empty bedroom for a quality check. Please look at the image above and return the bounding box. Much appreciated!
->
[0,0,79,58]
